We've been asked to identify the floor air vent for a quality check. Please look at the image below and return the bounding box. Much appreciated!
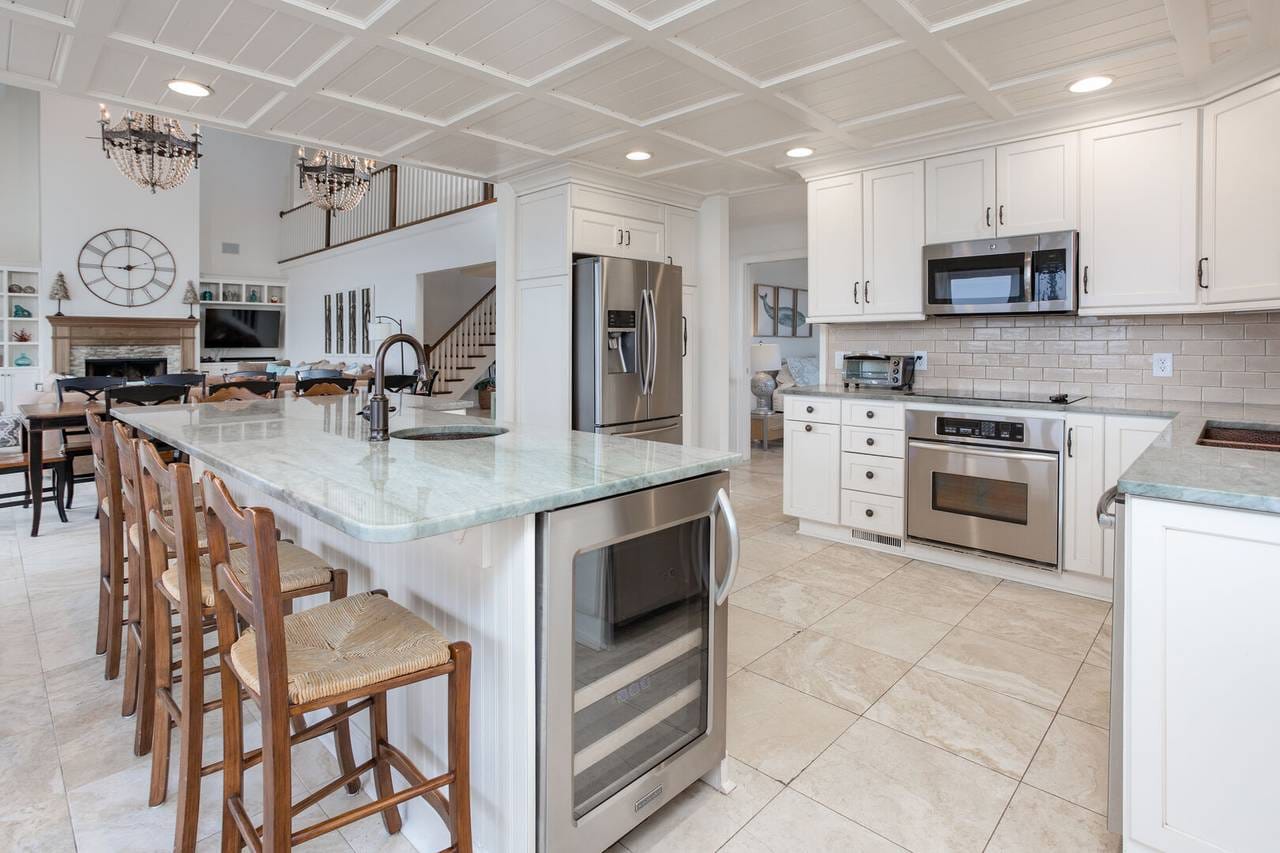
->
[850,528,902,548]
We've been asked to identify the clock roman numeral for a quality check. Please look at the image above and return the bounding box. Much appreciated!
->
[83,244,106,257]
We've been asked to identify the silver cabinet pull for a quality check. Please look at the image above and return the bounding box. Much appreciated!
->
[616,228,623,245]
[711,487,740,607]
[1197,256,1209,289]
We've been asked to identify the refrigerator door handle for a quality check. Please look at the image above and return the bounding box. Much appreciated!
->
[645,288,658,397]
[637,288,650,395]
[710,488,740,607]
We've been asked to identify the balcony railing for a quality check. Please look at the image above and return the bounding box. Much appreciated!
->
[279,164,493,263]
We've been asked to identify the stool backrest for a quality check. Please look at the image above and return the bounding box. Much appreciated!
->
[213,379,279,399]
[145,373,207,393]
[138,439,201,623]
[85,411,112,517]
[111,420,146,576]
[296,376,356,395]
[297,368,343,380]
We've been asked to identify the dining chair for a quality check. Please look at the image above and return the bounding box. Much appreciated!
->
[86,413,128,683]
[55,376,126,508]
[145,372,207,395]
[366,374,420,394]
[103,384,190,420]
[210,379,279,399]
[296,376,356,395]
[225,370,272,381]
[204,470,473,852]
[137,442,361,850]
[297,368,344,380]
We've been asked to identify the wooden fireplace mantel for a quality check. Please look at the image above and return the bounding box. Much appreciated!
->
[47,315,200,374]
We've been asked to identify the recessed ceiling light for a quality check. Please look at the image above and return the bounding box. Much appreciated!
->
[786,146,815,158]
[625,150,652,161]
[167,79,213,98]
[1068,75,1113,94]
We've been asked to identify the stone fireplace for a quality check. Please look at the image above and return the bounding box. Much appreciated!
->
[48,316,198,376]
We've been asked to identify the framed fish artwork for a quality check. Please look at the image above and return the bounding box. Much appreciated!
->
[753,285,811,338]
[753,285,775,336]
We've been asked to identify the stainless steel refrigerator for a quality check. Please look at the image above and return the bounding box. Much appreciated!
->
[573,256,683,444]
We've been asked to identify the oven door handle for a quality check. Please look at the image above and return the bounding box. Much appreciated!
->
[908,438,1058,464]
[710,487,739,607]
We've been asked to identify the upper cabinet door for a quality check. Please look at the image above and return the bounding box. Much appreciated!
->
[995,132,1078,236]
[1079,112,1199,312]
[1201,77,1280,306]
[925,148,996,243]
[572,208,626,257]
[862,161,925,318]
[664,207,698,285]
[622,217,665,263]
[807,174,863,319]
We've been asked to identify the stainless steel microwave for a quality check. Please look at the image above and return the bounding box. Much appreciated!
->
[923,230,1078,316]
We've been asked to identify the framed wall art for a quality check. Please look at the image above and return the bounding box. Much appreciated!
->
[753,285,811,338]
[347,290,357,354]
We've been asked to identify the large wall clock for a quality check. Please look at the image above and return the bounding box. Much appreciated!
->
[77,228,176,307]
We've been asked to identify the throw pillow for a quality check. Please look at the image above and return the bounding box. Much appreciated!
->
[0,416,20,449]
[787,355,820,386]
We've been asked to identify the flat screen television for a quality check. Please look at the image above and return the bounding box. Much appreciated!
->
[202,307,282,349]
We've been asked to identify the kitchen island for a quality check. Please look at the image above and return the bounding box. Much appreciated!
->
[114,392,739,853]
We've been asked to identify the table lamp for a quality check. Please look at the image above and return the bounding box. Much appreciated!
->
[750,342,782,414]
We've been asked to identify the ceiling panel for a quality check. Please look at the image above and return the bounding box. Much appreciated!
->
[997,42,1183,114]
[321,46,509,123]
[400,132,542,177]
[323,0,388,20]
[272,97,422,152]
[731,133,854,168]
[1210,30,1251,63]
[674,0,896,83]
[945,0,1173,84]
[657,98,811,151]
[906,0,1009,28]
[10,0,74,17]
[398,0,619,82]
[612,0,702,26]
[856,98,990,145]
[648,160,784,193]
[464,96,620,153]
[552,46,736,122]
[1208,0,1249,28]
[568,131,710,174]
[5,20,62,81]
[780,48,961,124]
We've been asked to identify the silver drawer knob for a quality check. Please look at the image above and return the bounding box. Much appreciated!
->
[865,471,874,479]
[864,508,875,518]
[804,424,812,432]
[865,437,875,446]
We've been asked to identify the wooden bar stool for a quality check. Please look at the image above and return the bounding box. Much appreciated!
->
[86,412,128,682]
[202,471,473,852]
[135,440,361,851]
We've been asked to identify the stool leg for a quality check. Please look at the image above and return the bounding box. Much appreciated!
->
[65,461,75,509]
[149,591,175,806]
[327,570,361,796]
[95,509,111,656]
[55,462,69,523]
[371,691,402,834]
[172,604,205,852]
[22,470,30,509]
[104,527,126,681]
[219,652,246,853]
[448,642,473,852]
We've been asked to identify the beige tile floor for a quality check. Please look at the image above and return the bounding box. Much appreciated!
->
[0,449,1120,852]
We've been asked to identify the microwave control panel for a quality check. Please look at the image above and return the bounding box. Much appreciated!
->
[936,416,1024,443]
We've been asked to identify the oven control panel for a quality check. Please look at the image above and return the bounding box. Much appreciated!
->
[936,416,1024,443]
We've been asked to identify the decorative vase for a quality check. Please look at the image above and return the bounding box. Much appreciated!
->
[201,289,213,301]
[12,304,31,318]
[14,353,32,367]
[248,289,260,302]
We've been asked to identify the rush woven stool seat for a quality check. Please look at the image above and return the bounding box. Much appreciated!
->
[131,434,361,851]
[203,470,473,852]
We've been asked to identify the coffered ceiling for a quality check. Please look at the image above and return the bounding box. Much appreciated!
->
[1,0,1276,195]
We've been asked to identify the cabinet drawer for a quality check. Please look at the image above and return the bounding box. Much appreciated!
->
[841,491,904,536]
[785,396,840,424]
[842,400,904,430]
[842,426,905,457]
[842,453,903,497]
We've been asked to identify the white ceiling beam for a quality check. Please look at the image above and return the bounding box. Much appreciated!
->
[57,0,124,92]
[1164,0,1212,78]
[0,2,75,33]
[860,0,1015,120]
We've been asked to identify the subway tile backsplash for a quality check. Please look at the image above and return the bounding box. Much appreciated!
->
[824,312,1280,404]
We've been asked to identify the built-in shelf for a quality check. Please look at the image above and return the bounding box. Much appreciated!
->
[1,267,40,369]
[199,278,286,308]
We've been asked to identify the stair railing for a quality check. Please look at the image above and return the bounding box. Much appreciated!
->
[426,287,496,394]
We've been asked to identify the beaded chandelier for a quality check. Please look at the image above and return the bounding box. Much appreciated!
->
[297,147,375,212]
[98,105,201,193]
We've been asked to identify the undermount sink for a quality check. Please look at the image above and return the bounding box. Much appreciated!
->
[390,425,508,441]
[1196,422,1280,452]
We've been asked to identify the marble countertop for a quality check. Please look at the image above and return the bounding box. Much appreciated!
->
[114,394,738,542]
[783,385,1280,514]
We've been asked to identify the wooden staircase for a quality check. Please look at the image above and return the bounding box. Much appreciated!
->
[427,286,496,400]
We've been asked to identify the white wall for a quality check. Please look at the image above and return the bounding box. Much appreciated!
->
[199,127,293,279]
[746,258,815,362]
[0,85,40,266]
[38,91,201,372]
[281,203,496,372]
[419,265,495,345]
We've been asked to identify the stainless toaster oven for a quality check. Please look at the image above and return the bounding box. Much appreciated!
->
[843,354,916,390]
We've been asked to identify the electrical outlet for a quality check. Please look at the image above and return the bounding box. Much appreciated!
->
[914,350,928,371]
[1152,353,1174,378]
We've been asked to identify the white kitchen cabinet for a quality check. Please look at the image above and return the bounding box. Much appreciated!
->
[1079,112,1198,313]
[1102,415,1168,578]
[840,490,903,537]
[1125,497,1280,853]
[807,173,863,320]
[571,208,664,262]
[995,132,1078,236]
[1201,76,1280,306]
[1062,413,1105,575]
[665,207,698,285]
[681,283,697,445]
[783,418,841,524]
[861,161,925,318]
[924,148,996,243]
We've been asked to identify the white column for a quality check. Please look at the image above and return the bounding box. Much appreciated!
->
[696,195,731,450]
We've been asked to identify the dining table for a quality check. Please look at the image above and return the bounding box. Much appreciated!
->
[18,400,103,536]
